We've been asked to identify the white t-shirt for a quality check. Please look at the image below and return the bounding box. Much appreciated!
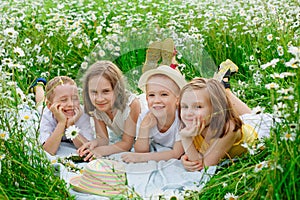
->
[136,110,181,149]
[39,105,95,145]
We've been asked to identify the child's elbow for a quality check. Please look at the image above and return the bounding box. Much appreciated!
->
[43,145,57,156]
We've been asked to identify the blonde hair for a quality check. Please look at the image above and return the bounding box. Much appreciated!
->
[45,76,76,102]
[82,60,128,114]
[179,77,242,139]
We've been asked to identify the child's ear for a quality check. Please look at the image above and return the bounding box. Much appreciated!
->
[46,100,52,109]
[176,96,180,107]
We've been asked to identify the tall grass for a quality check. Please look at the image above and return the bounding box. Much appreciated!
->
[0,0,299,199]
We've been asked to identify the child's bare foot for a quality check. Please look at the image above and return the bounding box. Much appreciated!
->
[142,41,161,73]
[161,38,174,66]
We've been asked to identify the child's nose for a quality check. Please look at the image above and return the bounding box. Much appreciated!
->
[186,107,194,115]
[95,93,104,101]
[66,99,75,106]
[153,95,162,102]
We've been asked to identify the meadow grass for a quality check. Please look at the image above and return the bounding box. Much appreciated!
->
[0,0,299,199]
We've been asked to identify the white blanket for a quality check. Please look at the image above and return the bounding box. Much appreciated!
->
[125,158,216,198]
[47,143,216,199]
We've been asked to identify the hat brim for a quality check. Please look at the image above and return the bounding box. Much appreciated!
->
[138,65,187,93]
[69,176,126,197]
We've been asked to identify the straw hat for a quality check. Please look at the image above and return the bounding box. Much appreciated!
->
[138,65,187,92]
[69,158,127,197]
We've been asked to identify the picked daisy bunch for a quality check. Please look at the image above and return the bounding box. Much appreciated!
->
[65,125,95,162]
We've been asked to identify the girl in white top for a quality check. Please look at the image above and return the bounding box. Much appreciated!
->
[77,60,141,161]
[121,65,187,163]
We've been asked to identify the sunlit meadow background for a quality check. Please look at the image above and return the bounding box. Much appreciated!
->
[0,0,299,199]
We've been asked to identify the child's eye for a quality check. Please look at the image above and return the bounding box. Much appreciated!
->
[181,105,188,109]
[148,94,155,97]
[103,89,111,94]
[161,93,168,96]
[72,96,79,101]
[90,90,97,95]
[60,98,67,102]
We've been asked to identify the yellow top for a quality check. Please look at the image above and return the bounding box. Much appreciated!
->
[193,124,258,159]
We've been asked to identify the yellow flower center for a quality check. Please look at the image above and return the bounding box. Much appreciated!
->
[257,163,263,169]
[0,133,5,138]
[285,133,291,139]
[24,115,30,120]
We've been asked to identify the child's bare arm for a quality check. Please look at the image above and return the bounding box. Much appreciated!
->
[181,154,203,171]
[122,141,184,163]
[94,118,109,146]
[134,112,157,152]
[202,129,239,166]
[181,136,201,162]
[72,134,89,148]
[43,103,67,155]
[98,99,140,155]
[83,99,140,160]
[43,122,66,155]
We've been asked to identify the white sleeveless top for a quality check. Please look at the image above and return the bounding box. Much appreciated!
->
[91,93,137,143]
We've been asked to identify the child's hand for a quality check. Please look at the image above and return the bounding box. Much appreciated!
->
[121,152,144,163]
[181,154,203,171]
[180,117,206,137]
[50,102,67,125]
[77,140,99,160]
[81,148,96,162]
[140,112,157,129]
[66,106,83,128]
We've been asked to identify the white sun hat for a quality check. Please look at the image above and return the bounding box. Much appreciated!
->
[138,65,187,92]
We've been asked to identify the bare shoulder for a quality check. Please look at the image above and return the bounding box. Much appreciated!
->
[129,98,141,119]
[130,98,141,110]
[225,120,242,141]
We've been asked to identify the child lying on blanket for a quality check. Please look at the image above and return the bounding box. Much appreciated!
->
[77,60,141,161]
[122,65,187,163]
[179,75,272,171]
[36,76,95,155]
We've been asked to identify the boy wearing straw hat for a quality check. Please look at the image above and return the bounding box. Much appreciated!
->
[121,65,187,163]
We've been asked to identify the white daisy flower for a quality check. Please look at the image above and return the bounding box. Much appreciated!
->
[280,132,296,141]
[267,34,273,41]
[98,49,106,57]
[81,62,88,69]
[265,82,280,90]
[285,58,298,69]
[260,58,279,70]
[254,161,268,172]
[287,46,299,59]
[0,130,9,141]
[65,125,80,140]
[224,192,238,200]
[13,47,25,57]
[3,27,19,38]
[24,38,31,44]
[0,154,5,160]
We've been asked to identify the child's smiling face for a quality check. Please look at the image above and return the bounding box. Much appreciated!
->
[51,83,80,118]
[146,75,179,119]
[88,75,115,113]
[180,88,212,128]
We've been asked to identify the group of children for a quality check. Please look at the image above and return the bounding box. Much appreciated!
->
[33,38,270,171]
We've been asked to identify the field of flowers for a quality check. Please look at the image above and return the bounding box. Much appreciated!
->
[0,0,299,199]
